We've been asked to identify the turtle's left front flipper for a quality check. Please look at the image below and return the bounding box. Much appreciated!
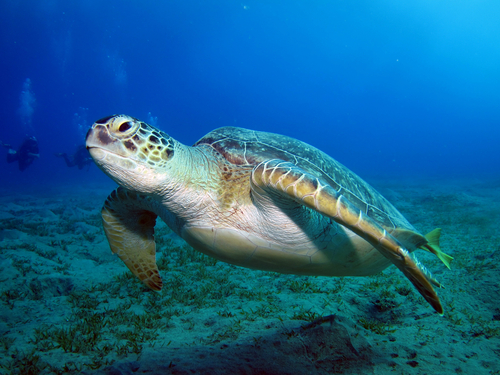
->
[251,159,444,315]
[101,187,162,291]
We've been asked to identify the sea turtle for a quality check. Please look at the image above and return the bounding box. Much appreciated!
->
[86,115,452,314]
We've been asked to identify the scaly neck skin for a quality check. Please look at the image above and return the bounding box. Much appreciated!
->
[155,142,221,224]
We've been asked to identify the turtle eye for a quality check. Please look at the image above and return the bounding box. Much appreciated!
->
[118,122,132,132]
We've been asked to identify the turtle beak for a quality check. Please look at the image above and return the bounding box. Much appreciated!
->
[86,122,128,159]
[86,124,115,148]
[85,128,97,156]
[87,145,106,161]
[85,126,93,144]
[86,126,107,162]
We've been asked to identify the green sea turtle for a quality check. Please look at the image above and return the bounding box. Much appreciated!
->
[86,115,452,314]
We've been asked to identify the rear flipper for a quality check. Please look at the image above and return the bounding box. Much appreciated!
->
[101,187,162,290]
[251,159,444,315]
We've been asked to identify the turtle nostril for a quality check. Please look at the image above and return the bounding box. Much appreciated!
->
[118,122,132,132]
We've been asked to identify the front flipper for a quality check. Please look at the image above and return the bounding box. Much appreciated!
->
[251,159,444,315]
[101,187,162,291]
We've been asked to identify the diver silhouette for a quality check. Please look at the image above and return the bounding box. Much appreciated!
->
[55,145,92,170]
[1,136,39,171]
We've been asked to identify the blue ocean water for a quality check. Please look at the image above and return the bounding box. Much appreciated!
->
[1,2,500,374]
[1,0,499,186]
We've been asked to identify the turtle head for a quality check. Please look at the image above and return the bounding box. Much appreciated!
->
[86,114,176,194]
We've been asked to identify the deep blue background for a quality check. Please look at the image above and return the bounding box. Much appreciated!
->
[1,0,499,187]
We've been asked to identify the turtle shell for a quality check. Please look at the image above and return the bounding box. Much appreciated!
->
[194,126,414,232]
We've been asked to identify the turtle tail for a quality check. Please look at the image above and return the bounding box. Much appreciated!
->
[421,228,453,270]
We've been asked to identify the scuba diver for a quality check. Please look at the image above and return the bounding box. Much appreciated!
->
[55,145,92,170]
[1,136,39,171]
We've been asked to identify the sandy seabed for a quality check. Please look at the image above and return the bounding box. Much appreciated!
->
[0,176,499,374]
